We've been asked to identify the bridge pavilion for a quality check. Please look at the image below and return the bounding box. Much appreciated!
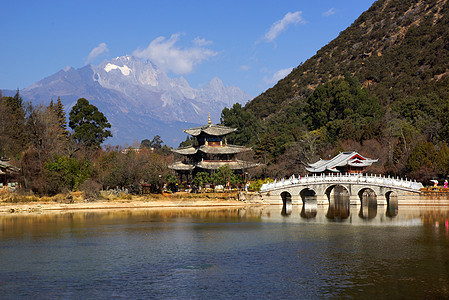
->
[306,151,378,175]
[169,115,258,182]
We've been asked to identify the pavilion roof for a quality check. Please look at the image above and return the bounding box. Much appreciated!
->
[172,145,250,155]
[306,151,378,173]
[168,161,195,171]
[0,160,20,174]
[184,124,236,137]
[172,147,198,155]
[168,160,259,171]
[197,160,259,170]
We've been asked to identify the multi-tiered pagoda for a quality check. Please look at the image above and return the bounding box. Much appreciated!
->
[169,116,258,181]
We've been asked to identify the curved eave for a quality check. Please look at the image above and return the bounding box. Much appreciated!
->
[168,162,195,171]
[197,160,259,170]
[199,145,250,155]
[172,147,197,155]
[308,159,325,168]
[0,161,20,173]
[347,162,374,167]
[184,124,237,136]
[306,166,338,173]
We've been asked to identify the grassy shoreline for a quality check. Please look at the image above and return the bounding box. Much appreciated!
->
[0,191,247,214]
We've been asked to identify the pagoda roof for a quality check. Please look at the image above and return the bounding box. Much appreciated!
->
[168,160,259,171]
[172,146,198,155]
[168,161,195,171]
[306,152,378,173]
[172,145,250,155]
[200,145,249,154]
[197,160,259,170]
[184,124,236,137]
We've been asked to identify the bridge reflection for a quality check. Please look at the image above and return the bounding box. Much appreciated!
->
[281,194,399,221]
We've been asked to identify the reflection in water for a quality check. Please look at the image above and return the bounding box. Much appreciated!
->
[359,196,377,220]
[327,194,350,220]
[1,205,449,299]
[300,201,317,219]
[0,208,253,239]
[386,199,398,218]
[281,191,292,216]
[281,202,292,216]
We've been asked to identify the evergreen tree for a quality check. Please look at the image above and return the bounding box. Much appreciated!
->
[55,97,68,136]
[0,89,28,158]
[47,98,68,139]
[140,135,164,149]
[69,98,112,149]
[140,139,152,149]
[150,135,163,149]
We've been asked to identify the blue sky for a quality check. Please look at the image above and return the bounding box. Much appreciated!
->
[1,0,376,97]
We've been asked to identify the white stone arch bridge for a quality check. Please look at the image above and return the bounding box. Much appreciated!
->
[260,173,423,205]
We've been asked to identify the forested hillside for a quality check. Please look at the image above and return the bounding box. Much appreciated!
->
[222,0,449,182]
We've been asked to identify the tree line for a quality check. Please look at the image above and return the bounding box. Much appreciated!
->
[1,91,172,197]
[225,0,449,185]
[221,75,449,184]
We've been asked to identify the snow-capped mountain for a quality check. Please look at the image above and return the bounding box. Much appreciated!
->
[17,56,252,146]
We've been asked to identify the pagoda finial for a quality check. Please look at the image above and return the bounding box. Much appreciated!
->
[208,113,211,125]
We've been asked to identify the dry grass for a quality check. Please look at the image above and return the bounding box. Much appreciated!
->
[0,191,80,203]
[0,193,41,203]
[99,190,133,200]
[0,190,239,204]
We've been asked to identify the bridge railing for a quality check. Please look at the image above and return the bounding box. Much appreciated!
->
[260,173,424,192]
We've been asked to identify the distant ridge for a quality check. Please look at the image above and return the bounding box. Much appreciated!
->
[4,56,252,146]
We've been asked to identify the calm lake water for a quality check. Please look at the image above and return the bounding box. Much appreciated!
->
[1,202,449,299]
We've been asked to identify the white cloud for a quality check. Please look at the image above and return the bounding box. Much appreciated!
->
[323,8,337,17]
[133,34,218,74]
[264,67,293,85]
[86,42,108,64]
[240,65,250,71]
[193,37,213,47]
[263,11,305,43]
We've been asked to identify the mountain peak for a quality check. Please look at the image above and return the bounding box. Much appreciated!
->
[209,77,223,85]
[204,77,224,91]
[19,56,252,145]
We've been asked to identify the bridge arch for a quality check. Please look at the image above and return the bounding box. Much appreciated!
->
[325,184,349,202]
[280,191,292,205]
[299,188,317,203]
[385,191,398,217]
[357,187,377,205]
[358,188,377,219]
[385,191,398,205]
